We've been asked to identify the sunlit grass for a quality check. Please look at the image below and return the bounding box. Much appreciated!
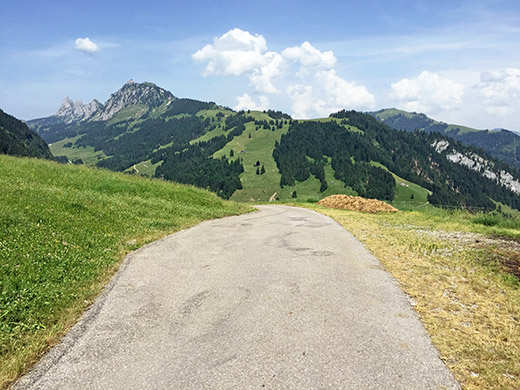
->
[0,154,250,388]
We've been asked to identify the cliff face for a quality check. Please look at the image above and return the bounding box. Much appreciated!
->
[56,97,103,123]
[91,80,176,121]
[432,139,520,194]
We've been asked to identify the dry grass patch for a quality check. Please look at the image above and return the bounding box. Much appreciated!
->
[306,205,519,390]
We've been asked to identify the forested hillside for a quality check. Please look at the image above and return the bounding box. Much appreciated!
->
[0,109,53,159]
[27,81,520,210]
[370,108,520,169]
[273,121,396,201]
[329,110,520,210]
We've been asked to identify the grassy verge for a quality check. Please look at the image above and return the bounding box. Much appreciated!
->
[0,155,250,388]
[49,136,106,166]
[303,204,519,389]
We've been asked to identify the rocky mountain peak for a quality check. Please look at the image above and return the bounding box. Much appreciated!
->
[56,97,103,123]
[91,80,176,121]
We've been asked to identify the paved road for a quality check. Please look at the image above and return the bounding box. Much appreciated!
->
[16,205,459,389]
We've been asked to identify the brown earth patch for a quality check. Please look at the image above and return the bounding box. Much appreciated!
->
[317,195,398,213]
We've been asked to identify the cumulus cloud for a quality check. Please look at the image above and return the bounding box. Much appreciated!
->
[284,70,377,119]
[316,69,376,110]
[234,93,270,111]
[193,28,375,118]
[478,68,520,116]
[249,52,284,94]
[282,41,336,69]
[192,28,268,76]
[75,37,99,53]
[287,85,325,119]
[390,71,464,113]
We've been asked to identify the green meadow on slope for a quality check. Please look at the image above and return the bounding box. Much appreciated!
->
[36,81,520,213]
[0,154,249,388]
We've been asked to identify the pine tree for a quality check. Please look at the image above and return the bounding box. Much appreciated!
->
[230,149,234,157]
[292,191,297,198]
[261,165,265,174]
[256,166,260,175]
[320,181,327,192]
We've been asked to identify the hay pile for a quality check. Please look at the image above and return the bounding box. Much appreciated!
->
[317,194,398,213]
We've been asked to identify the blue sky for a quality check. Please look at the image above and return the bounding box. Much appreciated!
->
[1,0,520,130]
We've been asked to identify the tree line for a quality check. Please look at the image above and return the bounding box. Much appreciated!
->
[330,110,520,210]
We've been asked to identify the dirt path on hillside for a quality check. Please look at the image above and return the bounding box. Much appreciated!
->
[15,205,459,389]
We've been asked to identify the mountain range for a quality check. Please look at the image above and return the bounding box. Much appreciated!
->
[56,97,103,123]
[369,108,520,170]
[12,80,520,211]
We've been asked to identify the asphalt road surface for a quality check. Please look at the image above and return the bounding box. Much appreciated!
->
[15,205,459,389]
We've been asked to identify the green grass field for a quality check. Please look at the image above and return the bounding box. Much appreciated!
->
[373,108,416,120]
[0,155,250,388]
[107,104,149,124]
[123,159,162,176]
[209,117,367,203]
[213,122,288,202]
[370,161,431,209]
[49,136,106,165]
[445,124,480,134]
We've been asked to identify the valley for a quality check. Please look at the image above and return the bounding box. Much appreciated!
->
[25,80,520,212]
[3,2,520,389]
[2,81,520,389]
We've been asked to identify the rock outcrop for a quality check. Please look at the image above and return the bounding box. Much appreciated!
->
[91,80,176,121]
[432,139,520,194]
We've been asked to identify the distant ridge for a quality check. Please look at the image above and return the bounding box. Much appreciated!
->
[56,97,103,123]
[27,80,178,143]
[369,108,520,169]
[24,81,520,211]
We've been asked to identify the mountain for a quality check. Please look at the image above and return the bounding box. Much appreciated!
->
[27,80,177,143]
[28,81,520,211]
[0,108,53,159]
[56,97,103,123]
[90,79,176,121]
[369,108,520,170]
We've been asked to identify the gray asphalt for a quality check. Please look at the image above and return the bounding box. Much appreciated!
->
[15,205,459,389]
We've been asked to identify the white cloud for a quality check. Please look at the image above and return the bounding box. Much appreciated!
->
[282,41,336,69]
[285,70,376,119]
[194,28,375,119]
[316,69,376,110]
[192,28,267,76]
[478,68,520,116]
[234,93,270,111]
[390,71,464,113]
[287,84,323,119]
[249,52,284,94]
[75,37,99,53]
